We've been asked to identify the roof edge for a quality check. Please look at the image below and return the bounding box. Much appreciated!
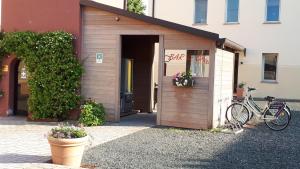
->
[80,0,219,41]
[217,38,246,55]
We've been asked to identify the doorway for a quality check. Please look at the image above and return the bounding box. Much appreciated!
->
[233,53,239,93]
[12,60,29,116]
[120,35,159,122]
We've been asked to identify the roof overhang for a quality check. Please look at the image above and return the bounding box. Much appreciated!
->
[80,0,219,41]
[217,38,247,56]
[80,0,246,55]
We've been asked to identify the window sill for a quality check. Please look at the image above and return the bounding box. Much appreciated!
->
[261,80,278,84]
[224,22,240,25]
[192,23,208,26]
[263,21,281,24]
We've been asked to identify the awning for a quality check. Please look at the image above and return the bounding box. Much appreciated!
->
[217,38,246,56]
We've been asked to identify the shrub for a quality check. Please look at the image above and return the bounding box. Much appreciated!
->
[0,31,83,120]
[79,99,106,127]
[49,124,87,139]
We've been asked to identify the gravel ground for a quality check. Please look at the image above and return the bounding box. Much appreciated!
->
[82,111,300,169]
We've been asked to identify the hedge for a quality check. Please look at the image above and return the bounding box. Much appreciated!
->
[0,31,83,120]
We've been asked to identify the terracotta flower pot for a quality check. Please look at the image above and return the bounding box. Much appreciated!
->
[48,136,88,167]
[236,88,244,97]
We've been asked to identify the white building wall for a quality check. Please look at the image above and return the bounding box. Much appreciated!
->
[155,0,300,100]
[213,49,234,128]
[92,0,124,9]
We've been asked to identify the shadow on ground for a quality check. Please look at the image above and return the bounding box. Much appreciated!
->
[82,111,300,169]
[0,154,50,163]
[0,113,156,128]
[180,112,300,169]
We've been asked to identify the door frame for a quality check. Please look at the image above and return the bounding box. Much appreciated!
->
[115,34,163,124]
[233,53,239,93]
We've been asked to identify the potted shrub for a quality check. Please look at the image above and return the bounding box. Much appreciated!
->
[47,124,88,167]
[236,82,246,97]
[172,72,194,87]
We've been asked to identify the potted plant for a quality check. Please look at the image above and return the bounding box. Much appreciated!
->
[0,90,4,98]
[236,82,246,97]
[47,124,88,167]
[172,72,194,87]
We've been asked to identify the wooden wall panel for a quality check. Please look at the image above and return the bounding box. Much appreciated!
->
[212,49,234,128]
[81,7,215,128]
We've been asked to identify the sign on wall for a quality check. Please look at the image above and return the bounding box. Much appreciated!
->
[2,65,8,72]
[96,53,104,63]
[21,66,27,79]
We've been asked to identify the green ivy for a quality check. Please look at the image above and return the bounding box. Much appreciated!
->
[0,32,7,79]
[0,31,83,120]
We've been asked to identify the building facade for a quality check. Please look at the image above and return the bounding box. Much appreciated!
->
[0,0,245,129]
[93,0,300,100]
[153,0,300,100]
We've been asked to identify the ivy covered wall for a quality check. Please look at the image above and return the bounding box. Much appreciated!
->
[0,31,83,120]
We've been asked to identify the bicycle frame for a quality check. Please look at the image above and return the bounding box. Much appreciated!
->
[241,90,286,120]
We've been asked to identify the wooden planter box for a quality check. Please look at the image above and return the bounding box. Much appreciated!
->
[172,79,194,87]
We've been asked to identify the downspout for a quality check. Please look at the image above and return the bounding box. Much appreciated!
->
[123,0,127,10]
[152,0,155,17]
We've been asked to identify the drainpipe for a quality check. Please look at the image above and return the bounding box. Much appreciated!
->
[123,0,127,10]
[152,0,155,17]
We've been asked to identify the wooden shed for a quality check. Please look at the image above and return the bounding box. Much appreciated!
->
[80,0,245,129]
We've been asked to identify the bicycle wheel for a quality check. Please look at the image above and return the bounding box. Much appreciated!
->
[264,108,291,131]
[286,105,292,120]
[226,103,250,125]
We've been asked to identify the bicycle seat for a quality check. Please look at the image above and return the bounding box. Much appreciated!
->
[265,96,275,102]
[248,87,256,92]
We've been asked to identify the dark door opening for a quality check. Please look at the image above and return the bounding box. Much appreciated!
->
[233,53,239,93]
[120,35,159,119]
[13,60,29,116]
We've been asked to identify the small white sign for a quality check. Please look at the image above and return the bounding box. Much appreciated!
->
[21,67,27,79]
[96,53,104,63]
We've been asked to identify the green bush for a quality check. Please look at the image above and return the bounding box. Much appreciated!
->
[79,99,106,126]
[0,31,83,120]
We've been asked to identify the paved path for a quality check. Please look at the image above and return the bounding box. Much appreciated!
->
[0,113,155,168]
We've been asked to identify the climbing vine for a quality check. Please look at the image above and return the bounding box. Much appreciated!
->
[0,31,83,120]
[0,32,7,80]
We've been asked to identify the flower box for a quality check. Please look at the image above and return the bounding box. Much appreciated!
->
[172,72,195,87]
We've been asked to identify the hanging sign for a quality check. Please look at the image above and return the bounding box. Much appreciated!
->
[96,53,104,63]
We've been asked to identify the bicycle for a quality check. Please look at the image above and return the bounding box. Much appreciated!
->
[225,87,292,131]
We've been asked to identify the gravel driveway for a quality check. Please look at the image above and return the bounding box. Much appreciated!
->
[82,111,300,169]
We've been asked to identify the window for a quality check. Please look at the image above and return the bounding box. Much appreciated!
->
[164,50,210,77]
[266,0,280,22]
[263,53,278,81]
[226,0,239,23]
[195,0,208,24]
